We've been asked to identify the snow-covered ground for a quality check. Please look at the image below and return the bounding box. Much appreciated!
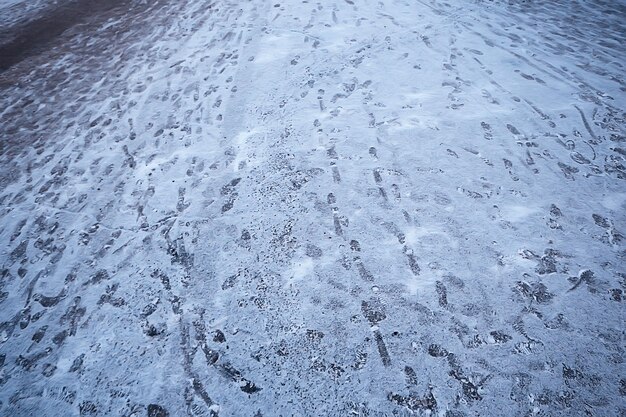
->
[0,0,625,415]
[0,0,55,36]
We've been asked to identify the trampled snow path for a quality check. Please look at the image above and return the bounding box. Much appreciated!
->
[0,0,625,415]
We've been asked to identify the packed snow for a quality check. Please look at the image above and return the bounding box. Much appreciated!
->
[0,0,625,416]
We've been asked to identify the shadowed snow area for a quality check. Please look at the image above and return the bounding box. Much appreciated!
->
[0,0,625,416]
[0,0,133,70]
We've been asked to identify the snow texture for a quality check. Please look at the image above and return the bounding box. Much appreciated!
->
[0,0,625,416]
[0,0,55,37]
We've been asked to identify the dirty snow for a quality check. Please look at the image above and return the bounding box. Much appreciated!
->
[0,0,625,416]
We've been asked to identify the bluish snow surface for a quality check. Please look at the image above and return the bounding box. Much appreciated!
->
[0,0,625,416]
[0,0,53,31]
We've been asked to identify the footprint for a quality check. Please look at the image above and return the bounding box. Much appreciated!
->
[391,184,401,201]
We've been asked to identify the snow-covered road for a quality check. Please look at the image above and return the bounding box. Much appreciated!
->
[1,0,625,415]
